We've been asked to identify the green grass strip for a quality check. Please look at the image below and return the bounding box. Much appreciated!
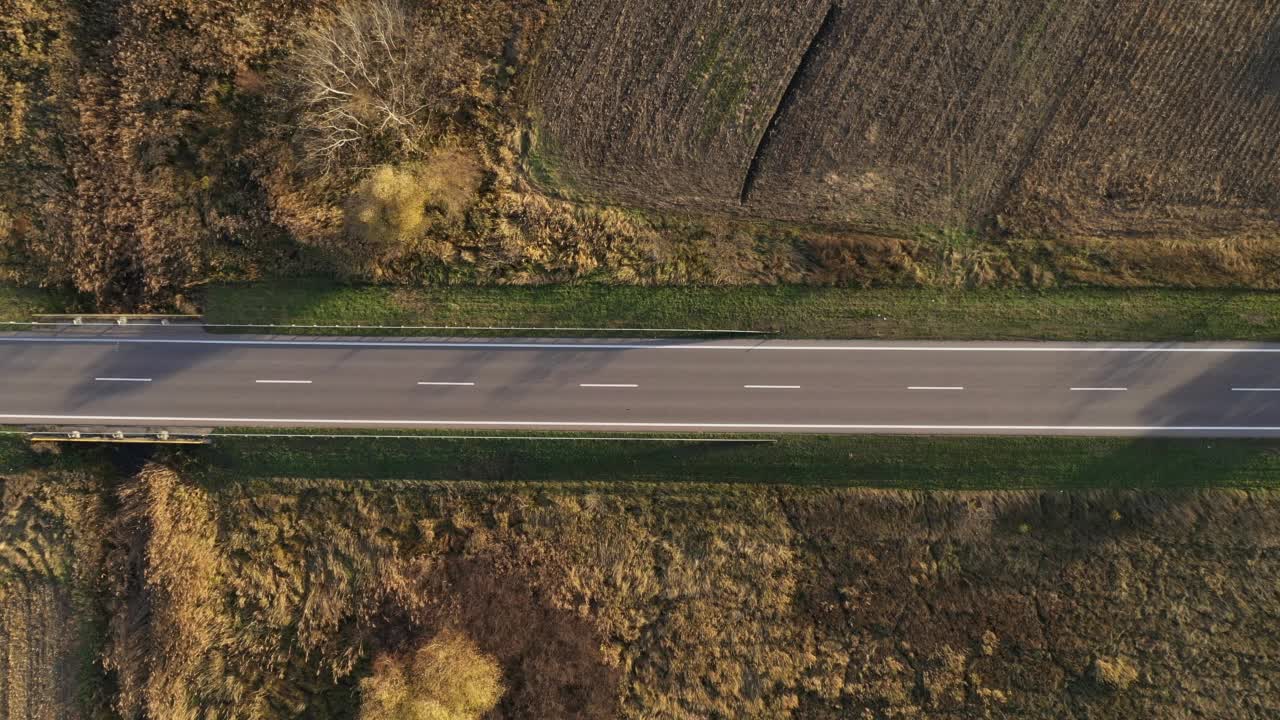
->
[202,279,1280,341]
[0,283,69,322]
[190,431,1280,489]
[0,435,110,473]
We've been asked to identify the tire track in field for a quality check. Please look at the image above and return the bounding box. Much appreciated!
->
[739,3,842,204]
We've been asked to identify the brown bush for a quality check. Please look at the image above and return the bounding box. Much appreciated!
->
[345,165,434,266]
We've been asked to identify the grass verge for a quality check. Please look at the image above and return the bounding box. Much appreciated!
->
[0,435,114,474]
[186,431,1280,489]
[0,283,68,322]
[202,279,1280,341]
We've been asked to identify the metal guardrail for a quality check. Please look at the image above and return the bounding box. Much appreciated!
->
[207,432,776,443]
[5,428,772,445]
[27,314,202,327]
[8,319,776,335]
[32,313,200,319]
[27,430,209,444]
[208,322,775,334]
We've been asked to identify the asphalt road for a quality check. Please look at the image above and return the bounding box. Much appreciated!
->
[4,328,1280,435]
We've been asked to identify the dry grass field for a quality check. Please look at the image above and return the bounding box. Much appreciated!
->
[2,445,1279,718]
[2,0,1279,307]
[6,462,1265,720]
[0,582,79,720]
[531,0,1280,240]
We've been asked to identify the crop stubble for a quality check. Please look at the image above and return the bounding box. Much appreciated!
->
[531,0,1280,239]
[528,0,829,205]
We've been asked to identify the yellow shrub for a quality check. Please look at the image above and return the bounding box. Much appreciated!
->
[358,629,504,720]
[347,165,430,252]
[1092,655,1138,691]
[343,151,482,276]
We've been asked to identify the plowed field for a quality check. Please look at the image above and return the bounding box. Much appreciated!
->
[531,0,1280,239]
[528,0,829,205]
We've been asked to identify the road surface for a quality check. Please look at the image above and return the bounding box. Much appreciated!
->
[4,328,1280,435]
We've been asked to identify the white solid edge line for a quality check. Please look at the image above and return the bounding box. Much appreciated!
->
[908,386,964,390]
[209,433,775,443]
[7,335,1280,353]
[744,385,801,389]
[1232,387,1280,391]
[579,383,639,388]
[255,379,313,384]
[1070,387,1128,391]
[4,413,1280,432]
[417,381,476,386]
[94,377,152,382]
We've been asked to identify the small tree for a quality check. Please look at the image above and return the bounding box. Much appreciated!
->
[358,630,504,720]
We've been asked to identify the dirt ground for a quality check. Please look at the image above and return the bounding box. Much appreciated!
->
[531,0,1280,240]
[0,471,104,720]
[0,582,81,720]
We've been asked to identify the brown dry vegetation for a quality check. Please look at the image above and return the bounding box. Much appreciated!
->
[1,0,315,308]
[0,0,773,305]
[7,461,1269,719]
[0,469,106,720]
[358,630,504,720]
[0,0,564,307]
[3,0,1280,309]
[3,452,1280,718]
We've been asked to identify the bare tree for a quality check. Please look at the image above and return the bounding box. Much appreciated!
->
[282,0,477,170]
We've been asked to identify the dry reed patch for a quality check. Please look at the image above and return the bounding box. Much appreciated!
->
[779,488,1280,718]
[66,467,1280,719]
